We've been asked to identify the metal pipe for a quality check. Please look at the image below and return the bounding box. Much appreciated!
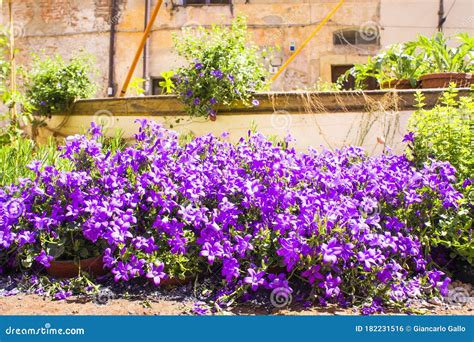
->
[108,0,119,97]
[143,0,151,94]
[438,0,445,32]
[119,0,163,97]
[270,0,346,83]
[8,0,17,122]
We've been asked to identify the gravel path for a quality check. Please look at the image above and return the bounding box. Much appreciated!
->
[1,275,472,316]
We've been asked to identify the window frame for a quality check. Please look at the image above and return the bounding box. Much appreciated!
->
[333,29,379,46]
[182,0,232,6]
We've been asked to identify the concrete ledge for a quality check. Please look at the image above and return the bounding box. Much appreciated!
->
[38,88,472,156]
[63,88,473,116]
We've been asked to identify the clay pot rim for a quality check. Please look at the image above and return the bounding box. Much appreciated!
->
[420,72,473,80]
[49,255,102,265]
[380,79,416,89]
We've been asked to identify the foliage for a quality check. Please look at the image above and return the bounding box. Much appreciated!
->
[128,77,146,97]
[0,30,9,99]
[158,71,175,94]
[0,121,460,312]
[413,32,474,73]
[0,137,71,187]
[173,16,268,119]
[0,26,35,144]
[405,88,473,263]
[341,32,474,89]
[24,52,97,118]
[309,78,342,92]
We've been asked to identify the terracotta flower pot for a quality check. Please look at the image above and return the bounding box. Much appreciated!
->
[380,79,417,89]
[47,256,108,279]
[420,72,473,89]
[160,276,194,286]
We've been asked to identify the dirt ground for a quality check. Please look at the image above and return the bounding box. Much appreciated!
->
[0,294,472,316]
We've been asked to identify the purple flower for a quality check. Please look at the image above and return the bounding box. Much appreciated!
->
[222,257,240,283]
[195,63,203,70]
[193,302,209,315]
[210,70,223,79]
[209,97,217,105]
[35,250,53,268]
[193,98,201,106]
[302,265,324,284]
[200,242,223,264]
[319,273,341,298]
[251,99,260,106]
[243,268,266,291]
[54,290,72,300]
[321,238,342,264]
[402,132,415,143]
[146,263,167,286]
[357,249,384,271]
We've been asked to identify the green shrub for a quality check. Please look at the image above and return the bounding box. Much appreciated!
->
[172,16,268,119]
[25,52,97,118]
[406,88,474,263]
[0,137,71,187]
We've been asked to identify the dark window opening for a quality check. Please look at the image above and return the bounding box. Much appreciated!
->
[331,65,378,90]
[333,29,379,46]
[183,0,231,5]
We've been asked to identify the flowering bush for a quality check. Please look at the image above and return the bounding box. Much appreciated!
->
[173,16,268,119]
[405,89,473,263]
[0,121,461,312]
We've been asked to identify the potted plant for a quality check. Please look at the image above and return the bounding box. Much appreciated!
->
[415,33,474,88]
[172,16,268,120]
[376,44,425,89]
[44,227,108,278]
[340,43,425,89]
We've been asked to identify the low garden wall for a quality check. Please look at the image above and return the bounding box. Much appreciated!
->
[37,88,471,155]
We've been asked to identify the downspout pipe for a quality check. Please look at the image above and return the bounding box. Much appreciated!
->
[143,0,151,95]
[438,0,445,32]
[108,0,119,97]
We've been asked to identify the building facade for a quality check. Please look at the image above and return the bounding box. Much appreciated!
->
[1,0,473,96]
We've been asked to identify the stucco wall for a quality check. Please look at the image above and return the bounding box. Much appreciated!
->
[380,0,474,46]
[1,0,381,95]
